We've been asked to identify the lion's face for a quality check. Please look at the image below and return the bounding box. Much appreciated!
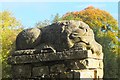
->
[63,20,102,55]
[62,20,94,45]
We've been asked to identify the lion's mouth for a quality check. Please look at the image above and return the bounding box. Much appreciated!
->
[79,40,89,45]
[76,36,90,46]
[69,33,90,45]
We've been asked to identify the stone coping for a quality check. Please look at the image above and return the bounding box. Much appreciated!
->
[8,49,103,64]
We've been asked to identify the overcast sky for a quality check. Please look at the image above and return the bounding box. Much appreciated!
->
[0,2,118,28]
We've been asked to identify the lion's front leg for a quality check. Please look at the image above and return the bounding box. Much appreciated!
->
[87,41,102,55]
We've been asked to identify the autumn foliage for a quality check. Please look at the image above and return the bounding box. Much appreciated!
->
[63,6,117,30]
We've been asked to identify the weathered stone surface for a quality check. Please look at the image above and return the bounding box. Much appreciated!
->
[12,64,31,78]
[96,68,104,78]
[74,69,103,78]
[87,50,103,59]
[16,28,41,50]
[59,72,80,79]
[66,58,103,69]
[79,70,95,78]
[49,59,103,73]
[12,49,40,56]
[16,20,102,55]
[11,49,103,59]
[32,66,49,77]
[9,50,103,64]
[50,64,67,73]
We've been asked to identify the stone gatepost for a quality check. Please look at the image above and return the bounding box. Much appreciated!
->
[8,48,103,79]
[8,20,104,80]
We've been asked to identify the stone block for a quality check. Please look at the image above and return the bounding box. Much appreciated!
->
[50,64,67,73]
[85,50,103,60]
[96,68,104,78]
[75,70,95,78]
[12,64,31,78]
[32,66,49,77]
[66,58,103,70]
[59,72,80,79]
[74,69,103,79]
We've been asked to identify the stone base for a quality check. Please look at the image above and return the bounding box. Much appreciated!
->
[11,63,103,79]
[9,49,103,79]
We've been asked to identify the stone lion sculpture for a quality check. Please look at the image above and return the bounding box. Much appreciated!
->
[16,20,102,54]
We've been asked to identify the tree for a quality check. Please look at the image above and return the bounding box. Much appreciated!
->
[35,13,61,28]
[0,11,22,78]
[118,29,120,79]
[62,6,118,78]
[52,13,61,23]
[35,19,50,28]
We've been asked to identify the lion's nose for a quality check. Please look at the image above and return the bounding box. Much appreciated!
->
[86,29,88,32]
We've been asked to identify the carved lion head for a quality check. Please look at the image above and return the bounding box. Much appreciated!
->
[57,20,94,48]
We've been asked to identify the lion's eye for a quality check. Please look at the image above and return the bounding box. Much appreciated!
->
[72,33,78,36]
[79,26,84,29]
